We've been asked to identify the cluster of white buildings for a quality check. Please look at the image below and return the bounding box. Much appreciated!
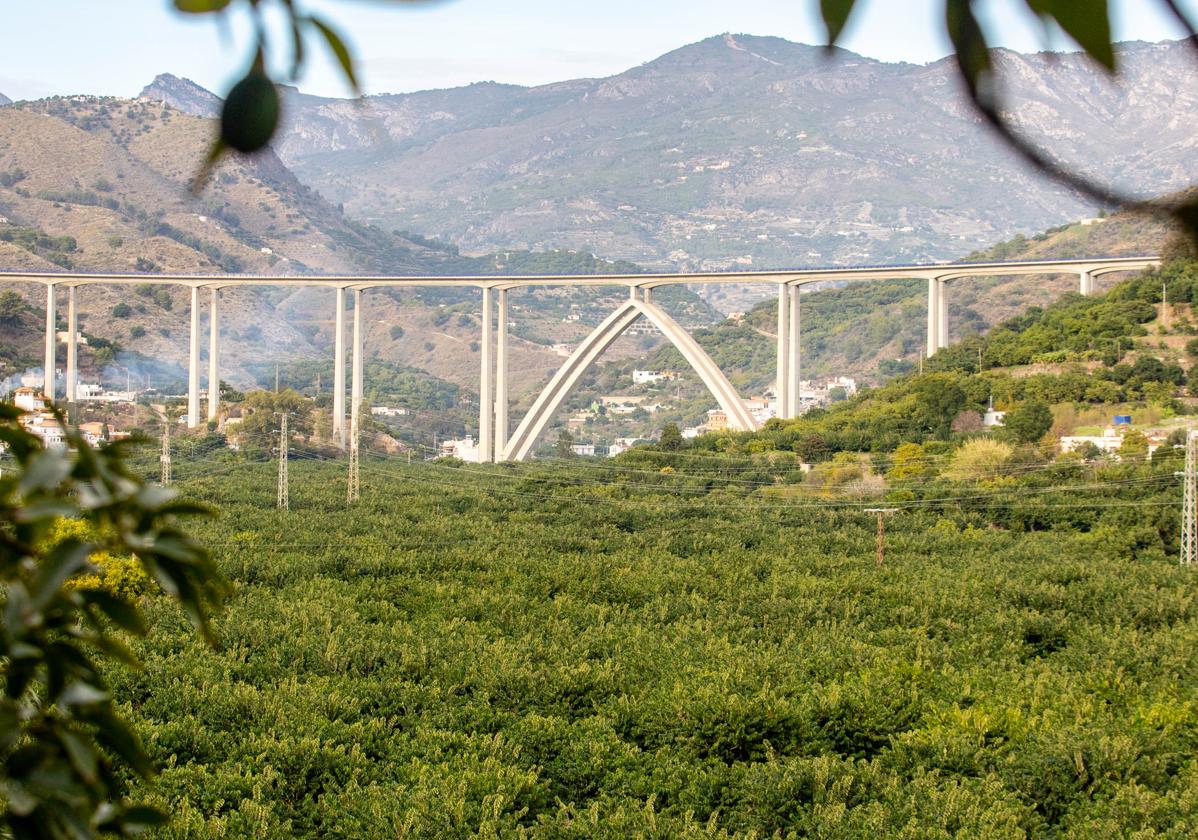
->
[10,388,123,450]
[1059,422,1166,460]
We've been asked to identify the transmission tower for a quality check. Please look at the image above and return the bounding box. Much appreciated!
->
[347,413,360,504]
[1182,430,1197,566]
[277,412,289,511]
[159,422,172,485]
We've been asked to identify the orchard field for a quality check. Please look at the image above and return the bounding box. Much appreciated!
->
[118,455,1198,838]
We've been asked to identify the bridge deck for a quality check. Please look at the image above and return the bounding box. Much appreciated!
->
[0,255,1160,288]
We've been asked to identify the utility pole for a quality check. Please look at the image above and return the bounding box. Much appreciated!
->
[160,422,171,486]
[1163,281,1170,330]
[275,363,280,394]
[277,412,289,511]
[347,412,360,504]
[1181,431,1197,566]
[864,508,899,566]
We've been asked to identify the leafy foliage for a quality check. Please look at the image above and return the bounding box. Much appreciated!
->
[92,449,1192,836]
[0,407,227,838]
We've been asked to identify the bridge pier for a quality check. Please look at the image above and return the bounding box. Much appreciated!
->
[186,287,200,427]
[208,288,220,423]
[351,289,364,445]
[787,284,801,418]
[495,288,508,461]
[479,287,494,463]
[776,284,790,417]
[65,286,78,407]
[44,284,56,399]
[938,279,949,350]
[1080,271,1095,296]
[926,278,940,359]
[334,287,346,448]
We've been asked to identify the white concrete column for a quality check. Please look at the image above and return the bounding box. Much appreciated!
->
[207,287,220,423]
[629,285,639,302]
[775,283,790,416]
[44,284,56,399]
[926,278,940,359]
[1080,271,1093,296]
[187,286,200,427]
[494,288,508,460]
[787,284,801,418]
[65,286,77,405]
[643,287,653,304]
[937,279,949,350]
[351,288,364,440]
[479,287,494,462]
[333,287,346,448]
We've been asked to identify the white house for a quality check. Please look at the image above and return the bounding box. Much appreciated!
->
[440,436,480,463]
[13,387,48,413]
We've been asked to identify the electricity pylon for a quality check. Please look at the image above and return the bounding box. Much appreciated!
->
[1182,431,1197,566]
[160,422,171,485]
[347,413,360,504]
[277,412,289,511]
[864,508,899,566]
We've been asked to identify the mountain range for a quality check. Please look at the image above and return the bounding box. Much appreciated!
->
[141,34,1198,278]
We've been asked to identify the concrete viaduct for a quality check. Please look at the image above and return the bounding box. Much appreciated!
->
[0,255,1158,461]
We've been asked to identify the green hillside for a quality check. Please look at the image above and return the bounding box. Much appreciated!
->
[643,208,1174,389]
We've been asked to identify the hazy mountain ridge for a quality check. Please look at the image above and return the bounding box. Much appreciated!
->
[0,95,719,403]
[142,35,1198,273]
[0,93,11,107]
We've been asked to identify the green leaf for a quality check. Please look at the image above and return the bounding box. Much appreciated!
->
[173,0,232,12]
[820,0,859,45]
[57,730,99,785]
[307,16,360,93]
[1024,0,1115,71]
[18,450,73,495]
[58,681,109,708]
[945,0,993,99]
[30,541,92,612]
[120,805,170,832]
[80,590,147,636]
[91,711,154,778]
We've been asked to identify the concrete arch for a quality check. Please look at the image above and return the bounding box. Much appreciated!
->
[502,298,756,462]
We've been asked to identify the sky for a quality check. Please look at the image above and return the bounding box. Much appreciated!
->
[2,0,1197,101]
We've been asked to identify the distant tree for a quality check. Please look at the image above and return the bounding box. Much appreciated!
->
[912,374,967,438]
[1002,400,1054,444]
[236,389,313,449]
[793,433,829,464]
[1118,430,1150,462]
[554,429,574,459]
[887,442,932,481]
[390,324,404,340]
[129,325,146,339]
[0,289,26,324]
[658,422,684,452]
[111,302,132,318]
[943,438,1013,483]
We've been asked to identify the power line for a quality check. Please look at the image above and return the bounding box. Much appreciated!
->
[277,412,289,511]
[1182,430,1196,566]
[160,421,172,486]
[347,413,360,504]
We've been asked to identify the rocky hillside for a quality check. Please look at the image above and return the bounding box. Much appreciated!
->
[615,206,1174,396]
[0,95,718,407]
[142,36,1198,274]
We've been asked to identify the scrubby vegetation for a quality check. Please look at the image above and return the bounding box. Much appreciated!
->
[95,449,1192,837]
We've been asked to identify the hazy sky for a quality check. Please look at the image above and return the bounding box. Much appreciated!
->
[3,0,1196,101]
